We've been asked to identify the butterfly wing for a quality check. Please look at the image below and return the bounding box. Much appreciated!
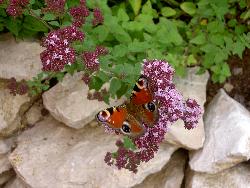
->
[96,106,145,138]
[129,76,159,127]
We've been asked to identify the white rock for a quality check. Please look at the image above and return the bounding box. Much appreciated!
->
[4,177,29,188]
[0,34,42,81]
[43,72,125,129]
[186,162,250,188]
[24,100,43,126]
[165,68,209,150]
[0,89,30,136]
[189,89,250,173]
[0,155,12,174]
[0,137,15,154]
[10,117,178,188]
[133,150,187,188]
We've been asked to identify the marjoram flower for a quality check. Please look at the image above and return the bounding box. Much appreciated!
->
[104,59,203,173]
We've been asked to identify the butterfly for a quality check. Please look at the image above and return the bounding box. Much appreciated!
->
[96,76,159,138]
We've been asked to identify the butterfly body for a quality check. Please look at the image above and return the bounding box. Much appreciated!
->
[96,76,159,138]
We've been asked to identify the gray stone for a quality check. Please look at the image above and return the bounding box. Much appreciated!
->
[0,89,30,137]
[165,68,209,150]
[186,162,250,188]
[10,117,178,188]
[0,34,42,81]
[43,72,125,129]
[189,89,250,174]
[133,150,187,188]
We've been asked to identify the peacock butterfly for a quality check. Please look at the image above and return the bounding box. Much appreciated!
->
[96,76,159,138]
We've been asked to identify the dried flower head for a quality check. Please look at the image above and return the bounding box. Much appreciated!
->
[7,77,28,95]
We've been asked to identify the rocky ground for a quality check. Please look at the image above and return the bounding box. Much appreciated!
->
[0,35,250,188]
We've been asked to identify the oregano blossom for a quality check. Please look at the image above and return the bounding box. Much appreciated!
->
[104,59,203,173]
[6,0,29,17]
[41,26,84,71]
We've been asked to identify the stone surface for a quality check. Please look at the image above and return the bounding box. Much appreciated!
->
[4,177,29,188]
[0,171,14,186]
[0,34,42,81]
[0,89,30,136]
[24,100,43,126]
[43,72,125,129]
[133,149,187,188]
[0,155,12,174]
[10,117,178,188]
[186,162,250,188]
[189,89,250,174]
[165,68,209,150]
[0,137,15,155]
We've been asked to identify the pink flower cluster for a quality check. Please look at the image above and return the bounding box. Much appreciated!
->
[43,0,66,15]
[6,0,29,17]
[70,3,89,28]
[104,59,203,173]
[82,46,108,71]
[40,26,84,71]
[92,8,104,26]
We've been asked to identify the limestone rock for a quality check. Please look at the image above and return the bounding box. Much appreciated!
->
[0,137,15,155]
[165,68,209,150]
[0,155,12,174]
[4,177,29,188]
[186,162,250,188]
[0,34,42,81]
[10,117,178,188]
[0,89,30,136]
[189,89,250,173]
[43,72,125,129]
[24,100,43,126]
[133,149,187,188]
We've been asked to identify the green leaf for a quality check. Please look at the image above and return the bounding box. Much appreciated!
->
[23,16,48,32]
[93,25,109,42]
[210,34,224,46]
[0,8,7,17]
[141,0,157,17]
[161,7,176,17]
[89,76,104,91]
[116,82,128,98]
[117,8,129,22]
[42,13,56,21]
[123,136,136,150]
[5,18,22,36]
[228,19,237,27]
[187,54,197,65]
[180,2,196,15]
[240,10,250,20]
[48,21,60,27]
[129,0,142,16]
[233,40,245,58]
[112,44,128,57]
[190,33,206,45]
[110,78,121,95]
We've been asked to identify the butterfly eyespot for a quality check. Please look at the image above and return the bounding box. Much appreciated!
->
[121,122,131,133]
[96,110,110,122]
[144,102,156,112]
[137,77,148,89]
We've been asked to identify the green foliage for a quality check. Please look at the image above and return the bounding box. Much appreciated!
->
[1,0,249,100]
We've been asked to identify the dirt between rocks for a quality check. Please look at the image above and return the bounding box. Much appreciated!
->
[206,48,250,111]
